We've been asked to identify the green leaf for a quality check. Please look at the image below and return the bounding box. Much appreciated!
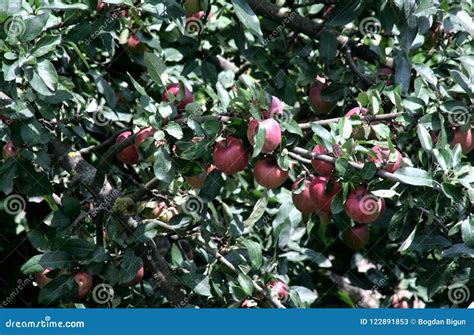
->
[153,146,174,184]
[200,169,224,202]
[417,124,433,152]
[165,122,183,139]
[37,60,58,91]
[394,167,435,187]
[38,275,76,305]
[232,0,263,42]
[61,239,96,260]
[21,255,45,274]
[237,273,254,296]
[40,251,73,269]
[144,52,166,86]
[398,225,417,252]
[0,159,17,194]
[118,250,142,285]
[244,192,268,226]
[21,14,48,42]
[461,217,474,248]
[320,30,338,66]
[241,239,262,269]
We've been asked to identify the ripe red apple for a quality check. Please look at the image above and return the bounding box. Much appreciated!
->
[116,131,139,165]
[451,127,473,154]
[344,187,384,224]
[262,96,284,119]
[127,34,146,53]
[135,127,156,146]
[368,146,402,173]
[266,280,288,302]
[97,0,105,11]
[183,0,201,14]
[342,225,370,250]
[292,176,318,214]
[254,156,289,189]
[311,145,334,176]
[213,136,248,175]
[185,165,215,189]
[308,82,336,114]
[309,177,341,213]
[186,11,213,20]
[247,118,281,153]
[162,83,194,110]
[74,272,93,300]
[35,268,53,288]
[2,141,18,160]
[380,66,394,85]
[126,264,144,287]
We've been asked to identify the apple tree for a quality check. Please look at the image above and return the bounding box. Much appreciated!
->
[0,0,473,308]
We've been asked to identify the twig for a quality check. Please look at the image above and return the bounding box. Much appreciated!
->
[129,177,161,201]
[247,0,393,67]
[298,112,404,129]
[79,127,132,155]
[293,0,336,8]
[343,48,374,86]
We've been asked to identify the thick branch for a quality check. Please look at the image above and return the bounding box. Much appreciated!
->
[247,0,392,67]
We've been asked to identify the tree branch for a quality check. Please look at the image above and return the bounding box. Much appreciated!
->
[247,0,393,67]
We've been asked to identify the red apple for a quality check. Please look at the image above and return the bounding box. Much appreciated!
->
[135,127,156,147]
[342,225,370,250]
[292,176,318,214]
[116,131,139,165]
[309,83,336,114]
[2,141,18,160]
[185,165,215,189]
[254,156,288,189]
[213,136,249,175]
[126,264,144,287]
[267,280,288,302]
[162,83,194,110]
[97,0,105,12]
[380,66,394,85]
[344,187,384,224]
[247,118,281,153]
[309,177,341,213]
[368,146,402,173]
[262,96,284,119]
[451,127,473,154]
[35,268,53,288]
[127,34,146,53]
[74,272,93,300]
[311,145,334,176]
